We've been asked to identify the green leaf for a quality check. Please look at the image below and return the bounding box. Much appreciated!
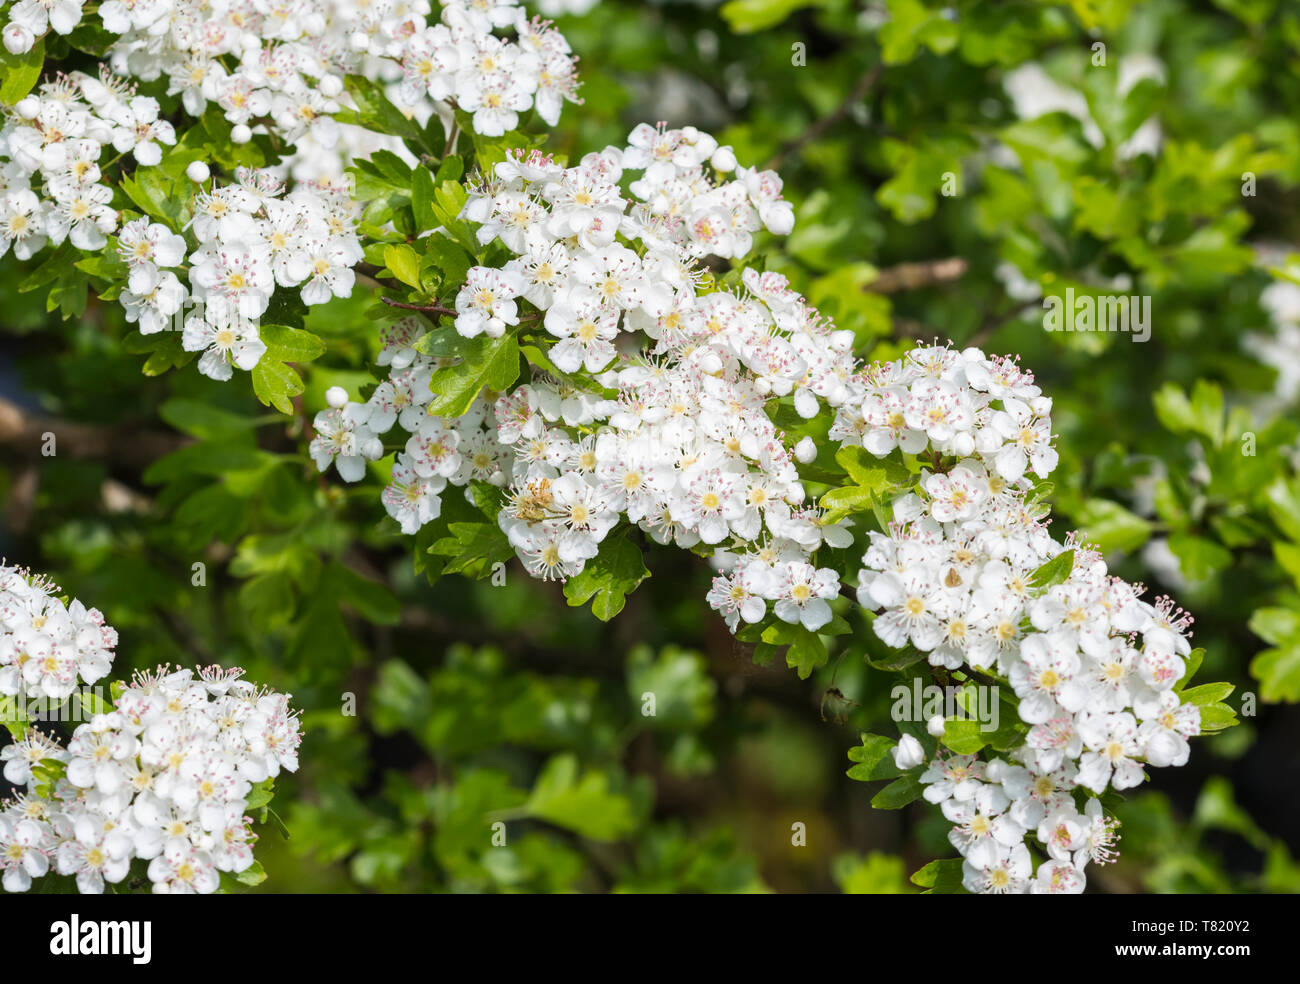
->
[940,718,992,755]
[159,398,261,440]
[909,858,966,893]
[1249,607,1300,647]
[846,734,907,782]
[246,778,276,812]
[1180,683,1234,706]
[234,860,267,887]
[562,533,650,621]
[1028,549,1074,589]
[720,0,824,33]
[260,323,326,363]
[77,690,111,718]
[1,696,28,740]
[1154,380,1225,446]
[878,0,959,64]
[427,332,520,418]
[870,772,924,809]
[340,75,426,147]
[430,180,478,254]
[251,357,305,415]
[0,40,44,105]
[1074,499,1154,554]
[785,625,828,679]
[524,754,637,841]
[1168,533,1232,581]
[1175,647,1205,691]
[430,522,514,578]
[383,244,423,289]
[249,325,325,414]
[411,167,437,231]
[1250,645,1300,702]
[1197,702,1240,732]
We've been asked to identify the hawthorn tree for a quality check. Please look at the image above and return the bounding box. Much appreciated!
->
[0,0,1297,894]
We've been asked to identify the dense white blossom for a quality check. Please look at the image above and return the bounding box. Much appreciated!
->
[0,564,302,895]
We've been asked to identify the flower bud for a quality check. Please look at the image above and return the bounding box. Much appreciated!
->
[186,161,210,183]
[892,734,925,770]
[325,386,349,410]
[794,436,817,464]
[231,124,252,144]
[927,715,947,737]
[711,146,738,172]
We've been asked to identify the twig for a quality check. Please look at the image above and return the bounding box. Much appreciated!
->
[380,296,457,318]
[0,396,187,465]
[866,257,969,293]
[765,63,883,172]
[965,297,1040,350]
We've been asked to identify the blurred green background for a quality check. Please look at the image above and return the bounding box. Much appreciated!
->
[3,0,1300,892]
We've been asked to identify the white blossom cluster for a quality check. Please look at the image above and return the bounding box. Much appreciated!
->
[701,348,1060,636]
[0,564,116,703]
[1,69,174,262]
[1,1,583,389]
[0,67,363,380]
[1,664,302,894]
[309,126,863,599]
[396,0,580,135]
[1245,278,1300,406]
[3,0,580,147]
[851,348,1201,893]
[0,563,301,894]
[181,167,361,379]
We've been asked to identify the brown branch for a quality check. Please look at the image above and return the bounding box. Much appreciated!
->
[0,396,187,466]
[965,297,1040,350]
[765,63,883,172]
[866,257,969,294]
[380,296,456,318]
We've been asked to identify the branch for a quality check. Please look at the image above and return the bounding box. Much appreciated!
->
[866,257,968,293]
[765,63,883,172]
[0,396,187,466]
[380,296,457,318]
[965,297,1040,350]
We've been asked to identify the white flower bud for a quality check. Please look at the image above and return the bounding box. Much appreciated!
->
[891,734,925,770]
[231,124,252,144]
[711,146,738,172]
[319,74,343,98]
[927,715,947,737]
[186,161,210,183]
[325,386,349,410]
[15,96,40,120]
[794,436,817,464]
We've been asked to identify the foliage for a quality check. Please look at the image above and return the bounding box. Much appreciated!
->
[2,0,1298,893]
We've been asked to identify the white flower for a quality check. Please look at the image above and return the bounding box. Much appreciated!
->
[120,266,186,334]
[455,266,524,338]
[772,562,837,631]
[109,96,176,167]
[182,316,267,381]
[1076,711,1145,793]
[0,817,48,892]
[0,190,47,260]
[891,734,925,770]
[310,404,383,482]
